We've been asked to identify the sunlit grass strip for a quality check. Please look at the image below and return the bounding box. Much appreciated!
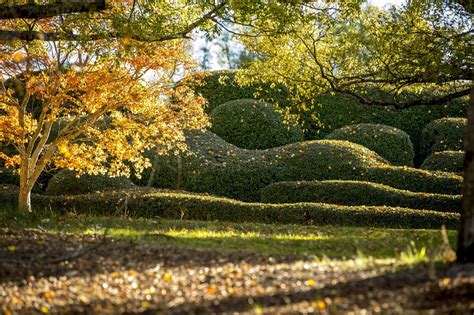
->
[23,216,457,261]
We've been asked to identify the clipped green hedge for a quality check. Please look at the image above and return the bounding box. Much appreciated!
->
[210,99,304,149]
[45,170,134,196]
[0,187,459,229]
[142,131,462,202]
[261,180,460,212]
[420,118,467,160]
[190,70,467,163]
[325,124,415,166]
[191,70,290,113]
[421,151,464,173]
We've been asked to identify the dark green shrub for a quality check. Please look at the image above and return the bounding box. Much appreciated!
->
[140,130,277,201]
[325,124,415,166]
[45,170,134,196]
[191,70,290,113]
[0,168,53,192]
[190,70,467,162]
[421,151,464,173]
[0,168,19,186]
[210,99,304,149]
[420,118,466,159]
[261,180,460,212]
[0,187,459,229]
[142,131,461,201]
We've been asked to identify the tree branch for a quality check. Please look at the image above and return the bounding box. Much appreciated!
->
[334,87,470,109]
[0,1,106,20]
[0,1,228,42]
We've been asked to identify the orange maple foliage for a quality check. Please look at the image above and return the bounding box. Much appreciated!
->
[0,36,208,210]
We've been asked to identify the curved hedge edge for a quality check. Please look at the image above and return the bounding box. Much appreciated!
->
[325,123,415,166]
[261,180,461,213]
[0,187,459,230]
[421,151,464,174]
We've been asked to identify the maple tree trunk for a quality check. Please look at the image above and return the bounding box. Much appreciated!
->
[17,156,32,213]
[457,86,474,263]
[18,185,32,213]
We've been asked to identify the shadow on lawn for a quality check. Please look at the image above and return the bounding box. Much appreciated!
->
[14,262,474,314]
[158,263,474,314]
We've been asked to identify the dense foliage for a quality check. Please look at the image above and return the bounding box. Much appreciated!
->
[261,180,460,212]
[192,71,467,155]
[420,118,467,159]
[421,151,464,173]
[141,131,462,201]
[45,170,134,196]
[325,123,415,166]
[210,99,304,149]
[0,185,459,230]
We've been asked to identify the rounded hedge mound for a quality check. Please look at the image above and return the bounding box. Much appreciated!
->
[46,170,134,196]
[261,180,460,212]
[421,151,464,173]
[210,99,304,149]
[189,70,467,156]
[420,118,466,159]
[142,131,462,201]
[325,123,414,166]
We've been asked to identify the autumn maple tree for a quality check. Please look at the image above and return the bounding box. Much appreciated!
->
[0,11,209,212]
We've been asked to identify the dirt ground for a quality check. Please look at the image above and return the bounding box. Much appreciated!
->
[1,228,474,314]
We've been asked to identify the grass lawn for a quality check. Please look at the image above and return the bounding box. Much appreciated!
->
[1,208,457,261]
[2,209,471,314]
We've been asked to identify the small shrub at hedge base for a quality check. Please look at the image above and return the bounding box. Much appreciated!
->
[143,131,462,201]
[210,99,304,150]
[261,180,461,213]
[0,187,459,230]
[325,123,415,166]
[45,170,134,196]
[420,118,467,160]
[421,151,464,173]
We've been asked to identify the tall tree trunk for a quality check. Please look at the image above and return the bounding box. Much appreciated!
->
[457,85,474,263]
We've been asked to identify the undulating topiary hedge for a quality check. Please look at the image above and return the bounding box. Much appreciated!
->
[421,151,464,173]
[420,118,467,160]
[261,180,460,212]
[324,124,415,166]
[45,170,135,196]
[190,70,467,163]
[210,99,304,149]
[141,131,462,202]
[0,186,460,229]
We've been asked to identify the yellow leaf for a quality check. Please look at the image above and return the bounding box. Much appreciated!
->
[7,246,16,252]
[162,273,172,282]
[207,286,216,295]
[141,301,151,308]
[40,306,49,314]
[311,300,326,310]
[43,291,54,299]
[305,279,316,287]
[12,53,24,63]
